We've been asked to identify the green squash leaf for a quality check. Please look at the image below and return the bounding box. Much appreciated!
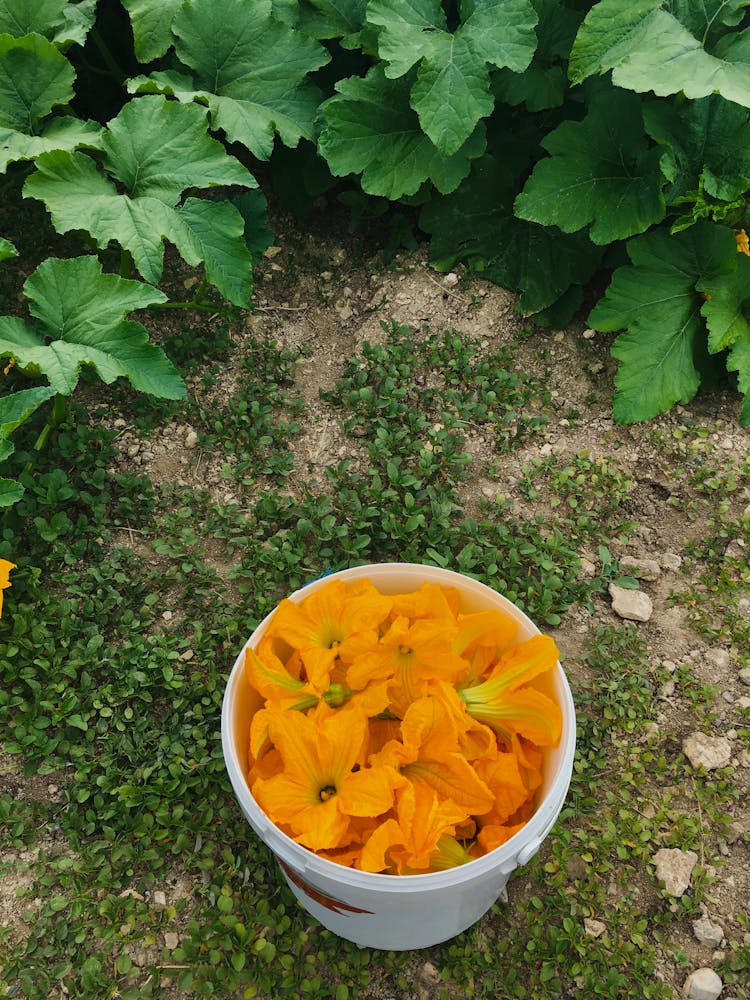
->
[589,222,738,422]
[101,96,255,205]
[24,149,176,284]
[0,32,74,131]
[492,0,584,112]
[570,0,750,109]
[644,95,750,206]
[24,96,256,288]
[700,251,750,353]
[0,385,56,438]
[0,256,185,400]
[318,66,486,198]
[298,0,368,45]
[0,236,17,261]
[0,32,102,171]
[231,189,275,262]
[121,0,184,61]
[514,87,665,244]
[169,198,255,308]
[725,330,750,424]
[129,0,330,160]
[0,116,102,172]
[367,0,538,154]
[0,478,24,506]
[420,154,602,315]
[0,0,95,46]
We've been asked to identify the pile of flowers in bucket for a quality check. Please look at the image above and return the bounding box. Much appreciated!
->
[243,578,562,875]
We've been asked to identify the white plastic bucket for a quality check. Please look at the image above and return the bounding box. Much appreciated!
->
[222,563,576,951]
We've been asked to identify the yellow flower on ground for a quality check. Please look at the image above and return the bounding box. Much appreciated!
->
[0,559,15,618]
[737,229,749,256]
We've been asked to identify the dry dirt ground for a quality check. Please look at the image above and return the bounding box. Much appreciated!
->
[2,216,750,998]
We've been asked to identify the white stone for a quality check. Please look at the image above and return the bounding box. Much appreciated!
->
[705,647,731,671]
[584,918,606,938]
[661,552,683,571]
[184,430,199,449]
[736,696,750,710]
[692,917,724,946]
[652,848,698,897]
[683,967,723,1000]
[682,732,732,771]
[739,667,750,686]
[163,932,180,951]
[609,584,653,622]
[620,555,661,580]
[153,890,167,907]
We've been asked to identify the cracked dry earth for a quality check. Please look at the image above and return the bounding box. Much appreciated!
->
[2,217,750,999]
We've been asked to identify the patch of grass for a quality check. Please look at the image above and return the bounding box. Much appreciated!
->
[2,305,748,1000]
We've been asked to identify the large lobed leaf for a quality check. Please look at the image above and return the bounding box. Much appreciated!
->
[318,66,486,198]
[121,0,185,62]
[514,87,665,244]
[700,252,750,423]
[128,0,331,160]
[0,32,103,171]
[0,0,96,47]
[367,0,538,154]
[24,97,257,304]
[644,94,750,206]
[492,0,585,112]
[0,256,185,400]
[0,236,17,261]
[570,0,750,109]
[589,222,738,423]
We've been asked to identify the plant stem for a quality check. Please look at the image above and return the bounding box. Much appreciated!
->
[150,300,217,313]
[33,395,68,453]
[90,27,126,84]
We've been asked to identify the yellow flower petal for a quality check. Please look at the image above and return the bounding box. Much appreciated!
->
[0,559,16,618]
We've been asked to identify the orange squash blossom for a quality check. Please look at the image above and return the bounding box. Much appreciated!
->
[242,578,563,874]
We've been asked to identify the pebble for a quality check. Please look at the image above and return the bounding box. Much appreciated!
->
[443,272,459,287]
[582,328,596,339]
[620,555,661,580]
[153,890,167,907]
[682,967,723,1000]
[163,932,180,950]
[652,848,698,897]
[418,961,441,986]
[736,695,750,710]
[608,584,653,622]
[584,918,606,938]
[739,667,750,686]
[705,647,731,671]
[660,552,683,571]
[682,732,732,770]
[692,917,724,946]
[184,430,199,449]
